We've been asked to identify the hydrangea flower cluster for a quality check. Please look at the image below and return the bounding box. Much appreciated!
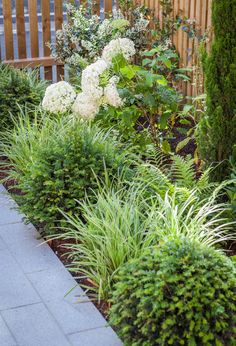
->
[72,92,100,120]
[81,59,109,100]
[102,38,136,65]
[104,77,123,108]
[72,36,136,120]
[45,37,136,120]
[72,58,123,120]
[42,81,76,114]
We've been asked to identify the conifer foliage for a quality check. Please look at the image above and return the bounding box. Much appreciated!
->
[197,0,236,181]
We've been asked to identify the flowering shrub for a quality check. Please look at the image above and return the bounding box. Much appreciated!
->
[70,38,136,120]
[110,236,236,345]
[50,4,149,74]
[42,81,76,114]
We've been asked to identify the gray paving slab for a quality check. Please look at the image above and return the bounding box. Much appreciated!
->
[27,266,87,303]
[0,187,24,225]
[46,299,108,335]
[0,314,17,346]
[0,222,64,273]
[68,327,123,346]
[0,234,7,250]
[2,302,71,346]
[0,249,41,310]
[0,184,122,345]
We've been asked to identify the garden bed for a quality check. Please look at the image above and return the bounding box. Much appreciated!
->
[0,1,236,345]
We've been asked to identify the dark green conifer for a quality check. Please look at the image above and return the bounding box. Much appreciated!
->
[197,0,236,181]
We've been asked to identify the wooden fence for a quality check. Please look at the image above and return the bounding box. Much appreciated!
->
[0,0,113,81]
[0,0,212,95]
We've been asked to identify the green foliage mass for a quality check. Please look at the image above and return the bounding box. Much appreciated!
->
[110,237,236,346]
[1,115,129,234]
[197,0,236,181]
[60,152,233,300]
[0,64,46,130]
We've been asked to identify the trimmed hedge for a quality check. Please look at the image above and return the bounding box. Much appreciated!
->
[0,64,46,130]
[110,237,236,346]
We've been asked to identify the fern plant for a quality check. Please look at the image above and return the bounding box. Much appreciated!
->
[135,150,217,201]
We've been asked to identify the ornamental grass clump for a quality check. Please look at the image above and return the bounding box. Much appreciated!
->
[0,113,129,235]
[59,166,234,301]
[60,184,156,300]
[110,236,236,346]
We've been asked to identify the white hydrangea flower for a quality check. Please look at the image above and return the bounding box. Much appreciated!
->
[102,38,136,64]
[42,81,76,114]
[81,59,109,101]
[104,77,123,108]
[72,92,100,120]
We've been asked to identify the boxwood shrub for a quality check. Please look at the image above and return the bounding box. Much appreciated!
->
[0,64,46,130]
[2,116,130,234]
[110,237,236,346]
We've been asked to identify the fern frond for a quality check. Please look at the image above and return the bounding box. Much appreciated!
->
[170,155,196,188]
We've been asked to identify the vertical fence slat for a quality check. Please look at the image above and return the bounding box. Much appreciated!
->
[93,0,100,16]
[104,0,112,15]
[2,0,14,60]
[41,0,52,80]
[28,0,39,58]
[186,0,192,97]
[54,0,64,81]
[206,0,212,53]
[181,0,188,95]
[16,0,27,59]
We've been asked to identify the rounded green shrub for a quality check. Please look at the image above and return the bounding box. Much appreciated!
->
[110,237,236,346]
[3,116,130,234]
[0,64,46,130]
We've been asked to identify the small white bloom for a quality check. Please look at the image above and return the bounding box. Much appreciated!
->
[104,77,123,108]
[72,92,100,120]
[102,38,136,64]
[97,19,112,38]
[42,81,76,114]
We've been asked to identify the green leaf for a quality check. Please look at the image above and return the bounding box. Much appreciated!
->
[183,104,193,114]
[120,66,136,80]
[155,75,168,86]
[163,59,172,69]
[159,112,171,129]
[162,140,171,154]
[176,137,191,152]
[142,58,152,66]
[143,47,160,56]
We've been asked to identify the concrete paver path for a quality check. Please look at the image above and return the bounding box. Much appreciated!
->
[0,185,122,346]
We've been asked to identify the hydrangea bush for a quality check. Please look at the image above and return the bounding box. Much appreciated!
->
[44,38,136,121]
